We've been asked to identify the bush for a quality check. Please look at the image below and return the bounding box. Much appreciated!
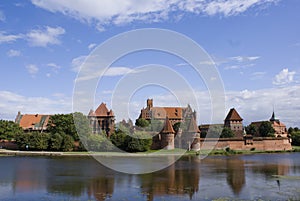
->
[291,131,300,146]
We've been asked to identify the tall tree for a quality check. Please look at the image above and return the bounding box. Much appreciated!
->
[47,112,90,141]
[259,121,275,137]
[220,127,235,138]
[0,120,23,140]
[245,124,257,135]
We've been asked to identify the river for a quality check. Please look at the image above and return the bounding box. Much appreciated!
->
[0,152,300,201]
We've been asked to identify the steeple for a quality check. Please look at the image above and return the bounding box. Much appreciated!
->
[270,111,276,122]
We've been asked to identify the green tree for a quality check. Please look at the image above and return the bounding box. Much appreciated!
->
[288,127,294,135]
[220,127,235,138]
[61,134,74,151]
[0,120,23,140]
[259,121,275,137]
[245,124,257,135]
[135,118,150,128]
[49,133,63,151]
[206,125,223,138]
[15,133,31,150]
[86,133,114,152]
[30,132,50,150]
[291,131,300,146]
[48,113,90,141]
[126,131,152,152]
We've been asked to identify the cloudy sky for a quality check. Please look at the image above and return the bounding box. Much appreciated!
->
[0,0,299,127]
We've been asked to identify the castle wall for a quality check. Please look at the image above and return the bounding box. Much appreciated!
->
[199,137,292,151]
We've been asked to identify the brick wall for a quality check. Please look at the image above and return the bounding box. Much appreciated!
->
[200,137,292,151]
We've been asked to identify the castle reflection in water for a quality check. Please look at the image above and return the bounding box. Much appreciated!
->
[2,154,295,201]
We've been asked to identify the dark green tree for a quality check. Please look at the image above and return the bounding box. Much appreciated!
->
[220,127,235,138]
[288,127,294,135]
[126,131,152,152]
[0,120,23,140]
[135,118,150,128]
[61,134,74,151]
[49,133,63,151]
[259,121,275,137]
[30,132,50,150]
[291,131,300,146]
[15,133,31,150]
[47,112,90,141]
[245,124,257,135]
[206,125,223,138]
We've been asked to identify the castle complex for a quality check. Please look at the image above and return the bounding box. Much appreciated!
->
[14,99,292,151]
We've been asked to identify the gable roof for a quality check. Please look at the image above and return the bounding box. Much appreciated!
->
[16,114,50,130]
[90,103,114,117]
[160,117,175,134]
[225,108,243,121]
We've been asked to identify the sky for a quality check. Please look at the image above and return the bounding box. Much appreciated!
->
[0,0,299,127]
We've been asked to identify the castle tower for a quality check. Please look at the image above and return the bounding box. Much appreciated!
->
[147,99,153,109]
[160,117,175,150]
[224,108,243,138]
[187,118,201,151]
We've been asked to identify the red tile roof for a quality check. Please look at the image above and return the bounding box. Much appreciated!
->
[16,114,50,130]
[160,117,175,134]
[225,108,243,121]
[89,103,114,117]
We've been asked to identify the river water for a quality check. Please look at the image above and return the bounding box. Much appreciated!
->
[0,153,300,201]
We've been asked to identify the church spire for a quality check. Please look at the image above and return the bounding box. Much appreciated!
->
[270,110,276,122]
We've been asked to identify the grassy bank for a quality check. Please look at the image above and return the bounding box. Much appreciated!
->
[1,147,299,157]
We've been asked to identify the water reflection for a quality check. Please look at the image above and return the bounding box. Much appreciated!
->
[0,153,300,200]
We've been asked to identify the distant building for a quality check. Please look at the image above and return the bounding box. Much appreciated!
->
[224,108,244,138]
[15,111,50,132]
[88,103,115,136]
[250,111,288,137]
[139,99,200,150]
[138,99,196,125]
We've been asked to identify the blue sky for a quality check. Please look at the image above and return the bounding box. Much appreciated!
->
[0,0,299,127]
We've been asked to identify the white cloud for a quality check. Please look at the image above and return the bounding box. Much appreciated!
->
[47,63,61,70]
[0,91,71,120]
[7,49,21,57]
[88,43,97,50]
[71,55,87,72]
[230,56,260,62]
[250,71,266,80]
[26,26,65,47]
[26,64,39,76]
[273,68,296,85]
[31,0,278,30]
[0,32,22,44]
[0,10,5,22]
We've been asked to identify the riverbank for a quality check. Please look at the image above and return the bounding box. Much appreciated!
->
[1,147,299,157]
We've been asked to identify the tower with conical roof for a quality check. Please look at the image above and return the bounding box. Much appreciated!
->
[159,117,175,150]
[224,108,243,138]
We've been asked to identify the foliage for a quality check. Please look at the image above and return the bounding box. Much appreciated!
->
[110,128,152,152]
[0,120,23,140]
[245,124,257,135]
[220,127,235,138]
[291,131,300,146]
[61,134,74,151]
[15,132,50,150]
[149,120,163,132]
[206,125,223,138]
[135,118,150,128]
[126,131,152,152]
[200,131,207,138]
[86,133,114,152]
[47,112,90,141]
[259,121,275,137]
[49,133,63,151]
